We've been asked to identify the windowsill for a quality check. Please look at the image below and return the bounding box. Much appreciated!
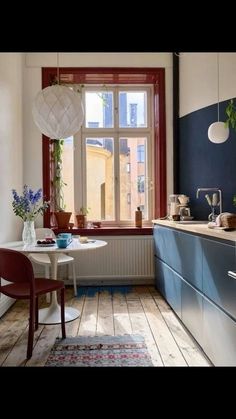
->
[52,226,153,236]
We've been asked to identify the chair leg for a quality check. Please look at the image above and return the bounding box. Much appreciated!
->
[45,265,51,303]
[27,297,35,359]
[72,261,77,296]
[35,296,38,330]
[60,288,66,339]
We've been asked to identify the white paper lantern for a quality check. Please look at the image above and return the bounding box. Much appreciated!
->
[32,85,84,139]
[208,121,229,144]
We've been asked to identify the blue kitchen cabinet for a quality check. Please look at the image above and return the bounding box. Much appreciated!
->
[155,256,181,318]
[181,279,203,346]
[154,255,164,295]
[202,238,236,320]
[153,225,202,290]
[153,225,180,268]
[153,222,236,365]
[175,231,202,291]
[203,297,236,366]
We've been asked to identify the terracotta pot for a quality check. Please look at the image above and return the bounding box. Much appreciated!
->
[76,214,86,228]
[54,212,72,229]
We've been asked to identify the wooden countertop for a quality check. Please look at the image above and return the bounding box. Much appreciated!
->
[152,219,236,243]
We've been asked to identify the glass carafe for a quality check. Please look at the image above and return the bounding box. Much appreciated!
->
[208,206,217,222]
[22,221,36,245]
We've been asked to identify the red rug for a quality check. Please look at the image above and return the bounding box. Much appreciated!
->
[45,335,153,367]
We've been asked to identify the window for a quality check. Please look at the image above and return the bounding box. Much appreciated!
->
[57,87,152,225]
[42,68,166,228]
[78,86,152,225]
[137,145,145,163]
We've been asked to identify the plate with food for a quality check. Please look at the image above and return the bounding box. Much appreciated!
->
[36,240,56,247]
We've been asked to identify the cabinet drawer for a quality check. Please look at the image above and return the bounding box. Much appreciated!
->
[154,226,202,290]
[182,279,203,346]
[155,257,181,318]
[153,225,179,267]
[176,231,202,290]
[203,297,236,366]
[155,256,165,295]
[202,238,236,319]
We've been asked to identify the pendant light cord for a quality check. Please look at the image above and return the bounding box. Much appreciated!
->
[217,52,219,121]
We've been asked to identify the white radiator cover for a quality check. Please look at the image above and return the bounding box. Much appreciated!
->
[0,295,15,318]
[33,235,155,286]
[0,279,15,318]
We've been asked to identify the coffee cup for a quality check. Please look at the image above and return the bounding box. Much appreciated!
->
[56,238,69,248]
[58,233,72,239]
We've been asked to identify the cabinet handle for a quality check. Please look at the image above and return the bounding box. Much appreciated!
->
[228,271,236,280]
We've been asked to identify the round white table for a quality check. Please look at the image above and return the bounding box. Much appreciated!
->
[1,238,107,324]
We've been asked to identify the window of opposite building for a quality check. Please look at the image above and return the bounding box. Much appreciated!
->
[42,68,166,228]
[137,145,145,163]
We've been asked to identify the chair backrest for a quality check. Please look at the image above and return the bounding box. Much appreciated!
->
[35,228,56,240]
[0,248,34,285]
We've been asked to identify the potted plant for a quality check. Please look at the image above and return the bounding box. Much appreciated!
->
[52,139,72,229]
[11,185,49,245]
[76,207,90,228]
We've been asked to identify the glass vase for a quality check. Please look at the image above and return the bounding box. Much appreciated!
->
[22,220,36,245]
[208,205,217,222]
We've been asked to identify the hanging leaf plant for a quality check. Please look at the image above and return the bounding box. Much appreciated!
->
[225,99,236,130]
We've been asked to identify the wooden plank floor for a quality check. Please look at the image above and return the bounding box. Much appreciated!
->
[0,285,211,367]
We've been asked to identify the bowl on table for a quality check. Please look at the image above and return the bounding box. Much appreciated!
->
[79,236,89,244]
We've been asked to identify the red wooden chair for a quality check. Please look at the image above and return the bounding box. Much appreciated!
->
[0,248,66,359]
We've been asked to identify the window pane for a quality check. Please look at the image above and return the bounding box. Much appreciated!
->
[119,91,147,128]
[61,136,75,223]
[86,138,114,220]
[137,144,144,162]
[137,175,145,193]
[85,92,113,128]
[119,137,147,220]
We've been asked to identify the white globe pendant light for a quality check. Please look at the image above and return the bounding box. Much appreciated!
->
[208,121,229,143]
[208,53,229,144]
[32,53,84,139]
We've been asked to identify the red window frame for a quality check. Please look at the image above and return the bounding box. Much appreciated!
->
[42,67,166,229]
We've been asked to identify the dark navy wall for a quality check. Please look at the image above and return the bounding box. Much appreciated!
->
[179,100,236,220]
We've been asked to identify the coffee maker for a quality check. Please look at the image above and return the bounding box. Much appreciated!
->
[178,195,191,219]
[168,194,180,218]
[168,194,191,220]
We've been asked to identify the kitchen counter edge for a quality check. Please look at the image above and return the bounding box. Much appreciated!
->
[152,219,236,243]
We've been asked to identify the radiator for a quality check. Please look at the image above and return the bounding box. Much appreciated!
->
[0,279,15,317]
[33,235,155,286]
[0,295,15,318]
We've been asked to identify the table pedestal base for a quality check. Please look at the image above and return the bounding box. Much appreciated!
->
[38,304,80,325]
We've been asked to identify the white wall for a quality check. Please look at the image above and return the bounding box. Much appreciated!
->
[23,53,174,205]
[0,53,24,243]
[180,52,236,117]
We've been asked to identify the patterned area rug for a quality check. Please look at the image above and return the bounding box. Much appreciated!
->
[45,334,153,367]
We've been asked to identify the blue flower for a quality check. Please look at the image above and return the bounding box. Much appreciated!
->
[12,185,49,221]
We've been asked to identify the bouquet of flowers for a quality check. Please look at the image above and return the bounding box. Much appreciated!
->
[12,185,49,221]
